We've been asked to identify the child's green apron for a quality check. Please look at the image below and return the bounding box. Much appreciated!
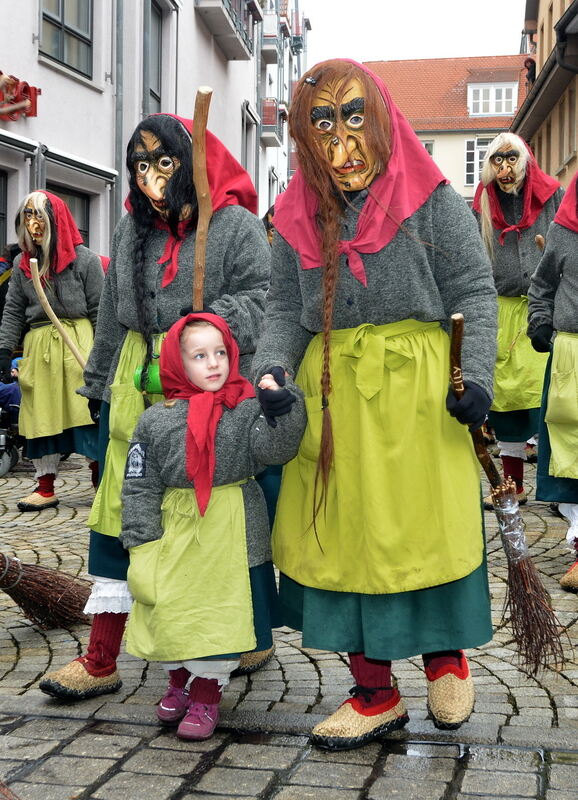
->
[125,484,256,661]
[545,332,578,479]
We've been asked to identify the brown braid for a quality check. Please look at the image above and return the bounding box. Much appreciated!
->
[289,60,391,527]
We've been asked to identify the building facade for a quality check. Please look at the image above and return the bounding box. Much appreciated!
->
[0,0,310,255]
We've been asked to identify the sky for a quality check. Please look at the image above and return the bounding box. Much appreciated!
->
[303,0,528,67]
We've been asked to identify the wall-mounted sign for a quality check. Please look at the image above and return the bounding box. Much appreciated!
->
[0,72,41,121]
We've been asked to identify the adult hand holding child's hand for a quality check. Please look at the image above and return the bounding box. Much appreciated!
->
[257,367,296,427]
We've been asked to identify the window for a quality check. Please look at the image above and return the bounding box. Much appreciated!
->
[47,184,90,246]
[468,83,517,116]
[465,137,493,186]
[0,171,7,251]
[421,140,434,156]
[241,101,258,182]
[149,1,162,113]
[41,0,93,78]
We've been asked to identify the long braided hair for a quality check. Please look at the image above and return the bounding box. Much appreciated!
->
[289,60,392,518]
[126,115,198,393]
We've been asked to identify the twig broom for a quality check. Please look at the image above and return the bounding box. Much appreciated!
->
[450,313,565,674]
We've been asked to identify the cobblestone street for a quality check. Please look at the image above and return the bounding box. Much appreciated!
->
[0,453,577,799]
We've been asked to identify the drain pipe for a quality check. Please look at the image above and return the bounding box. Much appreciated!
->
[113,0,124,231]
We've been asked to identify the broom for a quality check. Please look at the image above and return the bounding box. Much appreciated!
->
[450,312,565,674]
[0,553,90,629]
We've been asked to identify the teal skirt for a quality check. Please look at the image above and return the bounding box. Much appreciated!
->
[488,408,540,443]
[279,551,492,661]
[24,424,99,461]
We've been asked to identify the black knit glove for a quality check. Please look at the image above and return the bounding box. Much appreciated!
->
[88,398,102,423]
[446,380,492,432]
[0,349,12,384]
[530,324,554,353]
[258,366,296,428]
[179,305,216,317]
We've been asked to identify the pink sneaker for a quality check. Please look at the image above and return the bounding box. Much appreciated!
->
[156,685,189,724]
[177,701,220,740]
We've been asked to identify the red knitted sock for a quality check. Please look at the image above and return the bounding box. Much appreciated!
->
[88,460,99,489]
[501,456,524,491]
[169,667,190,689]
[348,652,395,707]
[80,612,128,676]
[36,473,55,497]
[423,650,468,680]
[188,677,222,705]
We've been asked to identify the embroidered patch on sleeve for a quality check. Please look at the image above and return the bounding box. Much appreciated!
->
[125,442,147,479]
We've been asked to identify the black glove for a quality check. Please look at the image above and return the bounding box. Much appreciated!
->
[0,349,13,384]
[258,366,296,428]
[530,324,554,353]
[446,380,492,432]
[88,398,102,423]
[179,305,216,317]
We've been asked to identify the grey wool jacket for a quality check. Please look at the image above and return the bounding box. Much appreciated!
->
[253,183,498,398]
[80,205,270,403]
[528,222,578,336]
[119,390,306,564]
[473,188,564,297]
[0,246,104,351]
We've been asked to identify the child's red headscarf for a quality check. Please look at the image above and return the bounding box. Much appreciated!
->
[160,313,255,515]
[19,191,83,279]
[554,171,578,233]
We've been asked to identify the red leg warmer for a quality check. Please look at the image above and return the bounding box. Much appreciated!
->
[79,612,128,677]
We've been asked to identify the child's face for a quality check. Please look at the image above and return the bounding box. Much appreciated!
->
[180,324,230,392]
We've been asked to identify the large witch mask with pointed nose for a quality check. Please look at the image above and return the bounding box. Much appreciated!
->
[309,76,379,192]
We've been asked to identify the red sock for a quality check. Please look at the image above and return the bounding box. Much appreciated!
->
[189,677,222,705]
[501,456,524,491]
[169,667,190,689]
[36,473,55,497]
[79,612,128,676]
[348,652,395,707]
[423,650,468,680]
[89,460,99,489]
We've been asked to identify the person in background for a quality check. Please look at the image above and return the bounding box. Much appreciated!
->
[0,192,102,510]
[528,170,578,590]
[473,133,564,509]
[252,58,497,750]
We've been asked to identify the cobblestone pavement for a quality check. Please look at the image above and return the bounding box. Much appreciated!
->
[0,454,577,799]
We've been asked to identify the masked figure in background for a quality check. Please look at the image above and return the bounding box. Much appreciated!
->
[528,170,578,590]
[473,133,563,509]
[39,114,275,702]
[0,191,103,509]
[252,59,497,750]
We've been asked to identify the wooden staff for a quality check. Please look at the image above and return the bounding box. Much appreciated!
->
[450,312,564,674]
[29,258,86,369]
[535,234,545,251]
[192,86,214,311]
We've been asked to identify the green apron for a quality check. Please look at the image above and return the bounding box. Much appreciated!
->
[545,332,578,479]
[18,318,94,438]
[273,320,483,595]
[491,296,548,412]
[125,484,256,662]
[89,330,165,537]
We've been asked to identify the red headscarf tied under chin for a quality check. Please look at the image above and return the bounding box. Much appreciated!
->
[472,143,561,244]
[272,59,448,287]
[19,191,83,279]
[128,114,258,288]
[554,171,578,233]
[160,313,255,516]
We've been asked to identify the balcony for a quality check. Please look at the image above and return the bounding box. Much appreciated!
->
[261,10,280,64]
[195,0,257,60]
[279,0,291,36]
[261,98,284,147]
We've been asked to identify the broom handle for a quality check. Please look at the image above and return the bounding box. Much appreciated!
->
[192,86,213,311]
[449,313,502,489]
[29,258,87,369]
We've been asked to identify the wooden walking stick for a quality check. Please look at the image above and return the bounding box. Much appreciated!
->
[29,257,86,369]
[192,86,214,311]
[450,312,565,674]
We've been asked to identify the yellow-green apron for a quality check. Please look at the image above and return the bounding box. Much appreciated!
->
[125,484,256,661]
[89,330,165,537]
[491,296,548,412]
[17,318,93,438]
[545,332,578,480]
[272,319,483,595]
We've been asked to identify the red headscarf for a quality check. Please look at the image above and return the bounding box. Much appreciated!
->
[19,191,83,278]
[127,114,258,288]
[273,60,448,287]
[472,142,560,244]
[159,313,255,516]
[554,171,578,233]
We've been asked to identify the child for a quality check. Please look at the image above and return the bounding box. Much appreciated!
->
[119,313,305,740]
